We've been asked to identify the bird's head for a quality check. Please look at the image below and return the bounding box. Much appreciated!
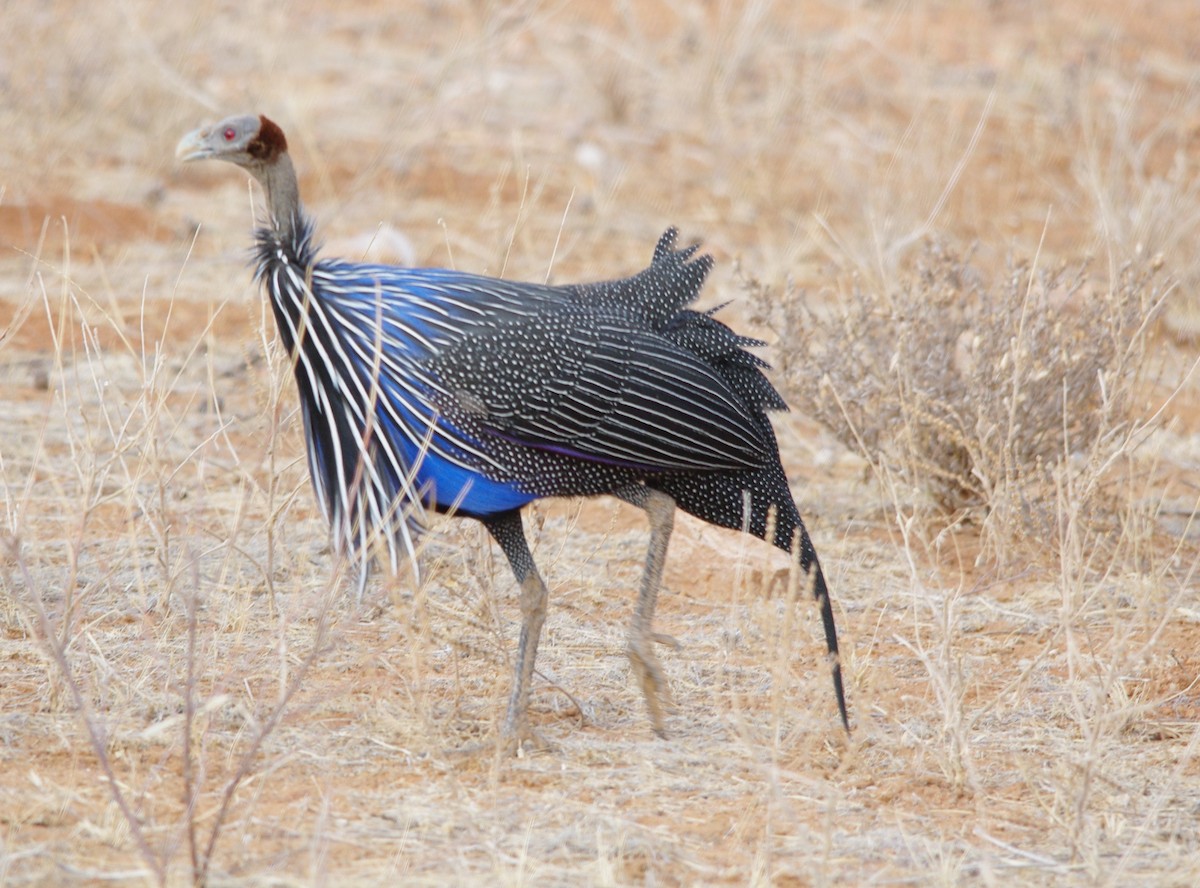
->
[176,114,288,170]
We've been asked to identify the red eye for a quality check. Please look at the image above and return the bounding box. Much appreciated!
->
[223,127,237,141]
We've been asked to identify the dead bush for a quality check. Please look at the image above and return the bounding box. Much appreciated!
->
[746,242,1167,559]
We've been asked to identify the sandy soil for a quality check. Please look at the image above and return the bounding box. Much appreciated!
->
[2,1,1199,885]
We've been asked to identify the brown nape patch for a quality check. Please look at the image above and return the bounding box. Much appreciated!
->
[249,115,288,161]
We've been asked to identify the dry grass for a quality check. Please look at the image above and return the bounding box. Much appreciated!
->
[3,1,1200,885]
[748,239,1171,564]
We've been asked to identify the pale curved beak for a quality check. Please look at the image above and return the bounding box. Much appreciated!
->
[175,126,214,163]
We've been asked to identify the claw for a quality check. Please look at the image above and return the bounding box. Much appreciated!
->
[652,631,681,651]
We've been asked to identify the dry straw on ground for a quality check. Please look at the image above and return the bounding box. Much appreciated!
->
[2,1,1199,885]
[747,240,1172,563]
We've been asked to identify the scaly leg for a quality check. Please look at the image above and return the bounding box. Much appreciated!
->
[616,486,677,737]
[481,509,549,747]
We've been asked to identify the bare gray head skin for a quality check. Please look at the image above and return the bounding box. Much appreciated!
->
[176,114,300,239]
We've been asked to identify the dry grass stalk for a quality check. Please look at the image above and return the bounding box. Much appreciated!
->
[748,240,1170,563]
[3,1,1200,884]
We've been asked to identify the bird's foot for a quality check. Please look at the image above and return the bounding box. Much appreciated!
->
[439,713,551,759]
[500,712,551,757]
[628,633,674,738]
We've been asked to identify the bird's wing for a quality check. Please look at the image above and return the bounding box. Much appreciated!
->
[427,308,768,472]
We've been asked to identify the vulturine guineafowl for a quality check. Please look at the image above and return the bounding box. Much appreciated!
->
[176,114,849,744]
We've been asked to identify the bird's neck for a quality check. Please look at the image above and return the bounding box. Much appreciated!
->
[257,153,303,243]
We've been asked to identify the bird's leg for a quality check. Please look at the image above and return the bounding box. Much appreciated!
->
[481,510,549,748]
[616,486,677,737]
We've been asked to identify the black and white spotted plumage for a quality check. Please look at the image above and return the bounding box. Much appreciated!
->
[177,112,849,734]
